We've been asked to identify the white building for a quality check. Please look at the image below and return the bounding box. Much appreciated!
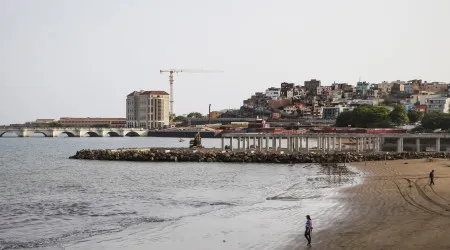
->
[265,87,280,100]
[426,97,450,113]
[126,90,170,128]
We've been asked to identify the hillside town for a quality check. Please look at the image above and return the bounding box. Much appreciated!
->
[239,79,450,120]
[3,79,450,131]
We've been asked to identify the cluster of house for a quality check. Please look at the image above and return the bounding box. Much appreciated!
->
[243,79,450,119]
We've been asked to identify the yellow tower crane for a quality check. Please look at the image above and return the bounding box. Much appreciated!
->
[159,69,223,115]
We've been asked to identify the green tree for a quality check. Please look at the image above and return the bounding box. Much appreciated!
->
[407,110,424,123]
[173,116,187,122]
[421,111,450,130]
[390,104,409,126]
[335,105,391,128]
[187,112,204,118]
[169,113,176,122]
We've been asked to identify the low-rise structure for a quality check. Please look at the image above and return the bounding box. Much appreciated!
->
[411,105,427,113]
[426,97,450,113]
[265,87,280,100]
[322,106,344,120]
[59,117,126,127]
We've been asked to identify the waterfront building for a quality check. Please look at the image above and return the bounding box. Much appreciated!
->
[35,119,56,124]
[126,90,170,129]
[59,117,126,127]
[426,97,450,113]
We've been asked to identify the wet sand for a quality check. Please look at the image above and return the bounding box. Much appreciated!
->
[303,158,450,250]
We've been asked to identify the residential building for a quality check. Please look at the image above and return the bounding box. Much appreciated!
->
[404,84,414,95]
[243,92,270,109]
[280,82,295,97]
[316,86,331,96]
[304,79,321,95]
[415,94,441,105]
[377,81,393,96]
[283,105,297,115]
[265,87,280,100]
[322,106,343,120]
[35,119,56,124]
[411,105,427,113]
[406,79,422,94]
[126,90,170,128]
[426,97,450,113]
[356,81,370,95]
[422,82,448,94]
[391,81,406,94]
[59,117,126,127]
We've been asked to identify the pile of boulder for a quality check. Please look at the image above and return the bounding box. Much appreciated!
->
[69,149,450,164]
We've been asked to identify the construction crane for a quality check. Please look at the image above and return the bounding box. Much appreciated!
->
[159,69,223,115]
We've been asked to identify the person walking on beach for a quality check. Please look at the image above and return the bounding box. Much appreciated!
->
[429,170,435,185]
[304,215,313,246]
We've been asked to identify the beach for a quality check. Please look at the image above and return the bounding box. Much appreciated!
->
[308,158,450,250]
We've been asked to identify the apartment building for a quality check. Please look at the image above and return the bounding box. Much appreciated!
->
[126,90,170,129]
[426,97,450,113]
[304,79,321,95]
[265,87,280,100]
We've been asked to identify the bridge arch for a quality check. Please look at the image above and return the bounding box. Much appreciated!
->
[28,131,48,137]
[125,131,140,137]
[84,131,100,137]
[57,131,76,137]
[105,131,121,137]
[0,131,19,137]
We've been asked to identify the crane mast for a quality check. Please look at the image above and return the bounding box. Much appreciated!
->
[159,69,222,116]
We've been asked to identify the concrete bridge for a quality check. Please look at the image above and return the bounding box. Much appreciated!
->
[221,132,450,153]
[0,127,149,137]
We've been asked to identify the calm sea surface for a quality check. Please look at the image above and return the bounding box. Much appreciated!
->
[0,136,359,250]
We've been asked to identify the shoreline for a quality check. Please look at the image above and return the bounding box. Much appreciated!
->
[309,158,450,249]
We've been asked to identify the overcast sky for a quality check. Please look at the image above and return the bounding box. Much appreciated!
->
[1,0,449,124]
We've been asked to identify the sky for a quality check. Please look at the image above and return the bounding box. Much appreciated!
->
[1,0,450,124]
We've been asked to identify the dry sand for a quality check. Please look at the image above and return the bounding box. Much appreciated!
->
[300,158,450,250]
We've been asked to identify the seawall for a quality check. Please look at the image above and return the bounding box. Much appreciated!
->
[69,148,450,163]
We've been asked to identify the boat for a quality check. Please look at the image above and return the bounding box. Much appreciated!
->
[178,138,185,142]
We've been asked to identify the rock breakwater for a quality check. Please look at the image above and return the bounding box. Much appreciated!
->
[69,148,450,164]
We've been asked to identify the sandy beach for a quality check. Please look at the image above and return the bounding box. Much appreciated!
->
[304,158,450,250]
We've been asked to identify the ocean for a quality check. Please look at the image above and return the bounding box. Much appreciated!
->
[0,136,360,249]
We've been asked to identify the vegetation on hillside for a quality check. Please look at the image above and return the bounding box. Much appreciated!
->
[335,105,392,128]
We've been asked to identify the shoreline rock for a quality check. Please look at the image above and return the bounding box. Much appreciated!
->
[69,148,450,164]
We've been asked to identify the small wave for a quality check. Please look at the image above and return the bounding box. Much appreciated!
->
[88,211,137,217]
[266,196,299,201]
[190,201,235,208]
[0,227,122,250]
[118,216,173,228]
